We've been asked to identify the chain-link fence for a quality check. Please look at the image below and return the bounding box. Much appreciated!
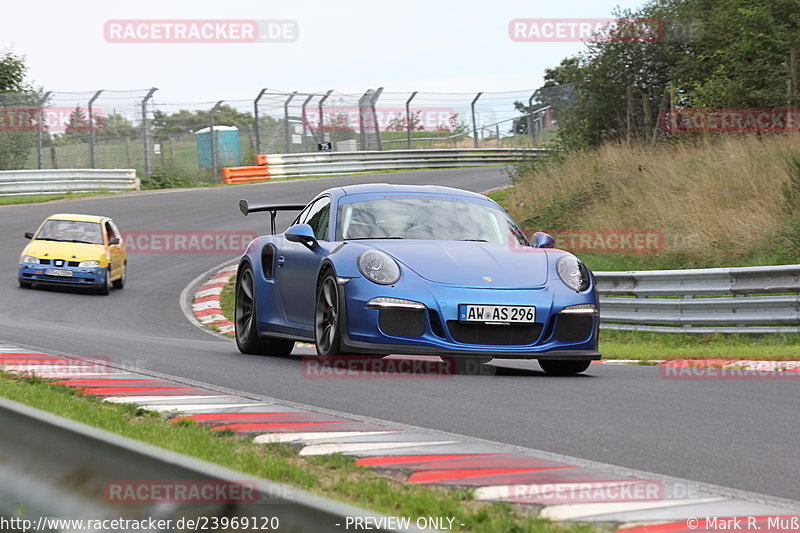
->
[0,86,560,184]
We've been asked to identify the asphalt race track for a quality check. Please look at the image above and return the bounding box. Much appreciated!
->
[1,167,798,501]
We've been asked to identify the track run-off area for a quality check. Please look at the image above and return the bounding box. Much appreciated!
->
[1,167,799,502]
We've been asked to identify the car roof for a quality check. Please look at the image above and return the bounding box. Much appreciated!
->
[46,214,108,223]
[336,183,489,200]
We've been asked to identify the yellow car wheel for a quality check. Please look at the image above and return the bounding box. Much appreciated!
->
[112,263,126,290]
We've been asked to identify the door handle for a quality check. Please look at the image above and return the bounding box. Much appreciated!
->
[277,256,286,266]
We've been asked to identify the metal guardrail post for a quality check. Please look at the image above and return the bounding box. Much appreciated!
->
[317,90,333,144]
[471,92,482,148]
[405,91,418,149]
[140,87,157,178]
[35,92,51,170]
[301,94,314,152]
[283,91,297,154]
[254,88,267,155]
[88,90,103,169]
[209,100,224,180]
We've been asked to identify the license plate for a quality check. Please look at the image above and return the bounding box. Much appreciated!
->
[459,304,535,323]
[46,268,73,277]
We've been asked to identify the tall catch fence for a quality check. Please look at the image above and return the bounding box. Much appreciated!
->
[0,87,559,183]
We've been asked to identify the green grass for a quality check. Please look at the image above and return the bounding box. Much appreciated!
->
[0,192,110,206]
[0,371,596,533]
[487,188,800,359]
[599,330,800,361]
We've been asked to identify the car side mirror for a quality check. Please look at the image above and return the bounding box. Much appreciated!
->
[108,236,121,246]
[285,223,318,250]
[533,231,555,249]
[24,232,33,240]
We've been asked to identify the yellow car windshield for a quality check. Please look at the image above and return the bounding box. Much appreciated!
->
[36,220,104,245]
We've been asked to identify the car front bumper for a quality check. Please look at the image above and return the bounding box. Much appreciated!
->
[18,263,107,286]
[339,276,600,360]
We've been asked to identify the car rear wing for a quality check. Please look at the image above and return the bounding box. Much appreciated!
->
[239,200,306,234]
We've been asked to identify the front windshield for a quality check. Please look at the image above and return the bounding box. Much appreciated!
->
[336,197,529,244]
[35,220,104,245]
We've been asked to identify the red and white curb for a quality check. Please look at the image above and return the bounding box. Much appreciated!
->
[1,341,798,531]
[192,263,238,336]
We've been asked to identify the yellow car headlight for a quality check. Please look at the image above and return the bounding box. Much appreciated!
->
[21,255,39,264]
[78,260,101,268]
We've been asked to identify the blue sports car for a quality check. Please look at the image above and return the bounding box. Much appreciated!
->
[234,184,600,375]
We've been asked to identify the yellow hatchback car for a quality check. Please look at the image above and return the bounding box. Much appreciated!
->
[18,214,127,295]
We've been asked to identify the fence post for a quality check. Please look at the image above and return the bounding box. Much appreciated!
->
[357,89,372,151]
[317,90,332,144]
[283,91,297,154]
[527,90,537,146]
[88,90,103,168]
[254,88,267,156]
[370,87,384,151]
[405,91,418,149]
[471,92,482,148]
[141,87,157,178]
[36,92,51,169]
[301,94,314,152]
[209,100,224,181]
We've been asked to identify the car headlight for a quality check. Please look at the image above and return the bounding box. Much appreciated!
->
[358,250,400,285]
[78,260,101,268]
[21,255,39,264]
[556,255,590,292]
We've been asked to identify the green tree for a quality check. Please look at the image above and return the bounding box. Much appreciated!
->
[59,105,90,144]
[0,50,41,170]
[95,112,138,142]
[540,0,800,148]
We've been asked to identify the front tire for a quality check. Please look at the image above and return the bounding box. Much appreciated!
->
[112,262,126,289]
[315,272,345,358]
[235,265,294,356]
[18,279,32,289]
[538,359,591,376]
[96,269,111,295]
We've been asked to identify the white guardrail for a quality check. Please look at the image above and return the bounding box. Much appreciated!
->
[261,148,547,177]
[0,169,139,196]
[0,397,418,532]
[595,264,800,333]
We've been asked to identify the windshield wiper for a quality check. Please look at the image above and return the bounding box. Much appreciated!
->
[460,239,488,242]
[346,236,405,240]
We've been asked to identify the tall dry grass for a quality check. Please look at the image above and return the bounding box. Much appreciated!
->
[507,135,800,264]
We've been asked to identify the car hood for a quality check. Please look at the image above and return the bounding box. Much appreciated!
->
[371,240,549,288]
[22,240,105,261]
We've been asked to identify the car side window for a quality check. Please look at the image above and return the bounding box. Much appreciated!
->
[294,203,313,226]
[305,197,331,241]
[105,222,116,244]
